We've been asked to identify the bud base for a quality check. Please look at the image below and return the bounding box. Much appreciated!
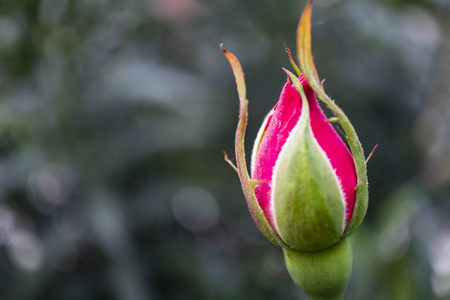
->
[283,239,352,300]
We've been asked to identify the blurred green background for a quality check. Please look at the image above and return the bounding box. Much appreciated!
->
[0,0,449,299]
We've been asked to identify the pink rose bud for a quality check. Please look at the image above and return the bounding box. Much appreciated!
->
[250,75,357,251]
[223,3,371,299]
[222,2,368,252]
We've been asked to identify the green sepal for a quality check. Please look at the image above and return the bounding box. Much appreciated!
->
[296,2,368,238]
[275,70,345,251]
[222,45,289,248]
[283,238,353,300]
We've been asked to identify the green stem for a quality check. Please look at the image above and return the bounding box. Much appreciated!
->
[283,239,352,300]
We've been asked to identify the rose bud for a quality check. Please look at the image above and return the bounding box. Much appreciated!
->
[222,2,368,252]
[222,3,371,299]
[249,73,357,251]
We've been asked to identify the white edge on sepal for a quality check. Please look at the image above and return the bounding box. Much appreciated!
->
[250,109,274,177]
[311,131,347,233]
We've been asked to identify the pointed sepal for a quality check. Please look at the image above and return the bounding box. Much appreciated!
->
[221,45,288,248]
[296,3,368,238]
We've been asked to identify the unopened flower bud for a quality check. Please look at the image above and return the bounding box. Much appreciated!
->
[250,74,357,251]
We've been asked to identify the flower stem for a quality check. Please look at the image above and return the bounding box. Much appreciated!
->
[283,239,352,300]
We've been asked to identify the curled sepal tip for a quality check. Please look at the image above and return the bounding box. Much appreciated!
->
[221,44,288,248]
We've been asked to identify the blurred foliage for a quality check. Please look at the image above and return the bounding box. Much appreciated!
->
[0,0,449,299]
